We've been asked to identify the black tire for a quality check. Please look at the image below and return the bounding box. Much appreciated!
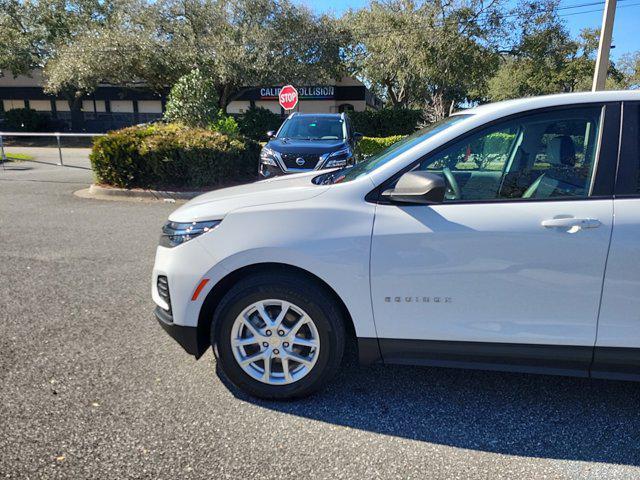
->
[212,271,345,399]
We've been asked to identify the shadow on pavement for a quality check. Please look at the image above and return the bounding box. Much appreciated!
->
[223,349,640,466]
[21,158,92,170]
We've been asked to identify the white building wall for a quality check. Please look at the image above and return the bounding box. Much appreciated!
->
[55,100,70,112]
[82,100,107,112]
[138,100,163,114]
[110,100,134,113]
[2,99,25,110]
[29,100,51,111]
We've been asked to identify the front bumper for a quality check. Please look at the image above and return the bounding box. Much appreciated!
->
[155,306,208,358]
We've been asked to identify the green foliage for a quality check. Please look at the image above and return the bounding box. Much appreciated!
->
[164,69,220,128]
[210,112,240,136]
[348,109,422,137]
[90,123,260,189]
[342,1,503,118]
[238,107,283,141]
[3,108,51,132]
[36,0,347,111]
[355,135,406,159]
[483,132,516,155]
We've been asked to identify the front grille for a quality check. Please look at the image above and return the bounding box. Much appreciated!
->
[280,153,321,170]
[157,275,172,313]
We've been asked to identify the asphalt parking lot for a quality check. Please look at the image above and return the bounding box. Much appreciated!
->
[2,152,640,479]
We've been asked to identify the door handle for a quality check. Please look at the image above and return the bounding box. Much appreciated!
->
[541,217,601,231]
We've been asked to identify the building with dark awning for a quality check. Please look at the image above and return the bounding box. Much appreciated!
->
[227,77,382,115]
[0,72,380,132]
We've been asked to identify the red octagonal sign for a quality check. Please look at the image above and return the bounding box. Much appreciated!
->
[279,85,298,110]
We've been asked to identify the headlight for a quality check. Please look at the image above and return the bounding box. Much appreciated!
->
[160,220,221,248]
[321,147,352,168]
[260,146,281,167]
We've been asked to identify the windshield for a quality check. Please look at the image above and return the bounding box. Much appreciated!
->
[315,114,471,184]
[278,115,345,140]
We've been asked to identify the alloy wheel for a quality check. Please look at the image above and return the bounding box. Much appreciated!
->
[230,299,320,385]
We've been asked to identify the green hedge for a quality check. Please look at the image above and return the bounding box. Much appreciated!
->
[234,107,421,141]
[238,107,284,141]
[3,108,52,132]
[348,109,423,137]
[356,135,406,159]
[90,124,260,189]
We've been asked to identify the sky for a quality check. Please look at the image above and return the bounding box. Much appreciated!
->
[295,0,639,60]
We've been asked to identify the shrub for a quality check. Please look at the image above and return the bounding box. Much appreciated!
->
[238,107,283,141]
[211,111,240,136]
[347,109,423,137]
[3,108,51,132]
[164,69,220,128]
[90,123,260,189]
[355,135,406,160]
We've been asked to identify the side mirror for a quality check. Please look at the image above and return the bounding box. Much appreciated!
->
[266,130,276,138]
[353,132,364,142]
[382,171,446,204]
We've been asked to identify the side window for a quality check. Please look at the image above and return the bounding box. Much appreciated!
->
[417,106,603,202]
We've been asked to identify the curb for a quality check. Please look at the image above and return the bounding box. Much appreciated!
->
[75,184,207,202]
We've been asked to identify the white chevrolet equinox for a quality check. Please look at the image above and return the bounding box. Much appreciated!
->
[153,91,640,399]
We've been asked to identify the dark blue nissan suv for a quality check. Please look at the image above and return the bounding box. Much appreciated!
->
[258,112,363,178]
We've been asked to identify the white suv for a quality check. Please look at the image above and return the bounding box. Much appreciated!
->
[153,91,640,399]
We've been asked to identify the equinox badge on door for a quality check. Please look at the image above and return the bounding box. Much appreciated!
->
[385,296,453,303]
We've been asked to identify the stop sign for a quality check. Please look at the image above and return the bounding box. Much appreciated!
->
[279,85,298,110]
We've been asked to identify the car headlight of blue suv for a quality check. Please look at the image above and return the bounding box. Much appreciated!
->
[259,146,281,167]
[321,147,352,168]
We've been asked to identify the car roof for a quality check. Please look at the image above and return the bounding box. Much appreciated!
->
[454,90,640,118]
[289,113,342,118]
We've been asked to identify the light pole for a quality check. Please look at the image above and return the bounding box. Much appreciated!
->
[592,0,617,91]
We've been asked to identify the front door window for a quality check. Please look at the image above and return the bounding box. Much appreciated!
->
[417,107,603,201]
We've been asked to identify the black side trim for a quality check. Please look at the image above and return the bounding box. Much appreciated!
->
[614,101,640,197]
[591,347,640,381]
[357,337,383,365]
[155,306,208,359]
[378,339,593,377]
[591,102,620,197]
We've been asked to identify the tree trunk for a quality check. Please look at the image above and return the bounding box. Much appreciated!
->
[68,96,84,132]
[217,84,231,113]
[384,80,401,108]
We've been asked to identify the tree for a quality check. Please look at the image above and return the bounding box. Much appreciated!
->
[41,0,348,112]
[342,0,505,119]
[487,1,637,100]
[163,69,220,127]
[0,0,122,129]
[617,52,640,89]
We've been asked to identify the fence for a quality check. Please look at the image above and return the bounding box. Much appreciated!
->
[0,132,105,167]
[0,111,163,133]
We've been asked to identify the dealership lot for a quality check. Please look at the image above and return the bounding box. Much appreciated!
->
[2,155,640,479]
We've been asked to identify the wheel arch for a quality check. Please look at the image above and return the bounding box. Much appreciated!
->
[197,262,366,359]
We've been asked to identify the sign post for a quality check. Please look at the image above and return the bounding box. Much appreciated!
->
[278,85,299,111]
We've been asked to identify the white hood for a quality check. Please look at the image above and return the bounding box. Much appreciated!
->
[169,171,330,222]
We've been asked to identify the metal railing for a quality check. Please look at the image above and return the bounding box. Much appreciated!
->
[0,132,105,166]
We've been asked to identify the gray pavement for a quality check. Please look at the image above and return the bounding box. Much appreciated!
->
[1,156,640,479]
[3,146,93,170]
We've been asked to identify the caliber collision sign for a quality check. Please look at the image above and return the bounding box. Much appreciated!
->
[278,85,298,110]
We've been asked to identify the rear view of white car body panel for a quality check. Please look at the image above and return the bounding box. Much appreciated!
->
[371,199,614,346]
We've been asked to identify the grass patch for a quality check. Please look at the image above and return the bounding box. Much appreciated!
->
[2,152,34,161]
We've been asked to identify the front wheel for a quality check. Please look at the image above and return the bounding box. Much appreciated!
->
[212,272,345,399]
